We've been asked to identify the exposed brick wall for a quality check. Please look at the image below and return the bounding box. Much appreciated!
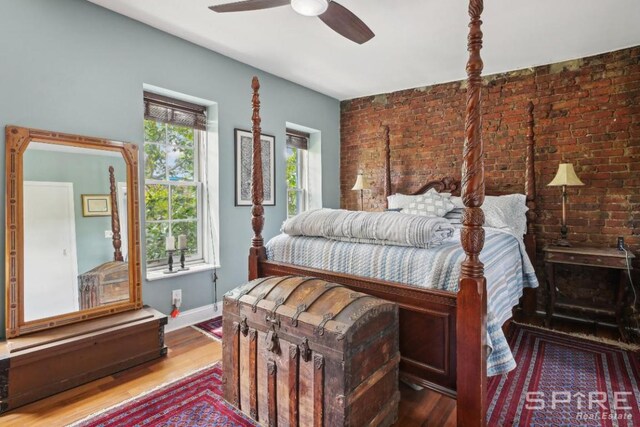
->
[340,46,640,315]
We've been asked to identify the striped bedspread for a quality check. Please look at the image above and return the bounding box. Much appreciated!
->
[266,227,539,376]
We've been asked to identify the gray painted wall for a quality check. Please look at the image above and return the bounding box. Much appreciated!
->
[0,0,340,338]
[23,149,127,274]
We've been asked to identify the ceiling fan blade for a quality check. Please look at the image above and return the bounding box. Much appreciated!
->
[319,1,374,44]
[209,0,290,13]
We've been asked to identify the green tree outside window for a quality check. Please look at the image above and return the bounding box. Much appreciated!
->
[144,120,200,265]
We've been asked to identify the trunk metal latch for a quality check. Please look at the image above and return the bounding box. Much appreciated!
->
[265,325,280,354]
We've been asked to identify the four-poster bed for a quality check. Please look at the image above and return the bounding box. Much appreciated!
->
[245,1,535,425]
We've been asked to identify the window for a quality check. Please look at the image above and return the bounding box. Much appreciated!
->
[143,92,207,267]
[285,130,309,217]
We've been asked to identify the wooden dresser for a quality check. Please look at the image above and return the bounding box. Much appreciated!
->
[0,307,167,412]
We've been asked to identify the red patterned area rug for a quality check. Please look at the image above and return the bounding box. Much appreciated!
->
[69,363,257,427]
[487,324,640,426]
[193,316,223,341]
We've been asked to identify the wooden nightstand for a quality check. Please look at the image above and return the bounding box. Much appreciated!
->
[543,245,635,341]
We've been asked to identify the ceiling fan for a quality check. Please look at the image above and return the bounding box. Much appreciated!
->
[209,0,374,44]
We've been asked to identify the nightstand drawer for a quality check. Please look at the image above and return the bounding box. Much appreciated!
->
[544,251,627,269]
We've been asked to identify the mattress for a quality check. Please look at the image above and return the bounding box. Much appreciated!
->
[266,227,539,376]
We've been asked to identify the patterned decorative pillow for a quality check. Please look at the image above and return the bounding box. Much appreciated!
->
[388,189,451,210]
[404,193,455,217]
[425,188,452,198]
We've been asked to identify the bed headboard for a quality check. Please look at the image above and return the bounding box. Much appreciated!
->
[382,102,537,254]
[382,102,536,208]
[382,126,461,199]
[410,176,460,196]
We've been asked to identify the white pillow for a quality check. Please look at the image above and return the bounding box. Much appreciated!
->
[387,193,419,210]
[403,193,455,217]
[450,196,465,209]
[483,194,528,237]
[449,194,528,236]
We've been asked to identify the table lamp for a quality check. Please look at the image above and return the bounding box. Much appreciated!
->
[547,163,584,247]
[351,172,367,211]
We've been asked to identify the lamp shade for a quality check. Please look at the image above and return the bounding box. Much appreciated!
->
[547,163,584,187]
[351,173,366,191]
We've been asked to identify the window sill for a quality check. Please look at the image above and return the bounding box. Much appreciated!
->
[146,263,219,282]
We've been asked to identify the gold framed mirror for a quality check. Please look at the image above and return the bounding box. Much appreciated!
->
[5,126,143,338]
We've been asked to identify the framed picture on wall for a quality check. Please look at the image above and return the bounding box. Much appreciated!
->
[81,194,112,217]
[234,129,276,206]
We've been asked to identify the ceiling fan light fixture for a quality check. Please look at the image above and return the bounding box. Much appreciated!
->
[291,0,328,17]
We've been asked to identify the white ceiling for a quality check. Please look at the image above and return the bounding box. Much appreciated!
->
[88,0,640,100]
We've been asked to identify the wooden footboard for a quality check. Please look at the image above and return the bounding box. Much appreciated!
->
[258,260,458,397]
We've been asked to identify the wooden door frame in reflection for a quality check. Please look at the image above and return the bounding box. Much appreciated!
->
[5,126,143,338]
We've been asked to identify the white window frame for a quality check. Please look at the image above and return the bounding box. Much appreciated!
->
[144,123,205,269]
[286,141,309,218]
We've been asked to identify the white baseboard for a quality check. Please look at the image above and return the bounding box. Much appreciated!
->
[165,302,223,333]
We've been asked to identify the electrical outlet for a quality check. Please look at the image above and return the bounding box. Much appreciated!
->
[104,230,113,239]
[172,289,182,307]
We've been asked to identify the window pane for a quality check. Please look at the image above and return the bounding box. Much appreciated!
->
[171,185,198,220]
[286,146,297,189]
[167,146,194,181]
[146,222,169,263]
[172,221,198,255]
[167,124,194,148]
[288,189,298,217]
[143,116,203,268]
[144,120,166,143]
[145,184,169,221]
[144,143,167,180]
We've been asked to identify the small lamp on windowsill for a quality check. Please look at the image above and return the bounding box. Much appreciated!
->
[351,171,367,211]
[547,163,584,247]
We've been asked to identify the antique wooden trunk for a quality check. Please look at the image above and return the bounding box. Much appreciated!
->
[78,261,129,309]
[222,276,400,427]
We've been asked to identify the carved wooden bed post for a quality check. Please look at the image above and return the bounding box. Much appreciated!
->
[383,125,391,209]
[522,101,538,316]
[524,102,537,259]
[248,76,266,280]
[109,166,123,262]
[457,0,487,426]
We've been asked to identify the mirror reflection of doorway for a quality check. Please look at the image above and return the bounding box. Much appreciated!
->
[23,181,79,321]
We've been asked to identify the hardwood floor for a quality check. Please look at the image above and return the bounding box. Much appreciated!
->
[0,327,221,426]
[0,326,456,426]
[2,315,622,427]
[396,385,456,427]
